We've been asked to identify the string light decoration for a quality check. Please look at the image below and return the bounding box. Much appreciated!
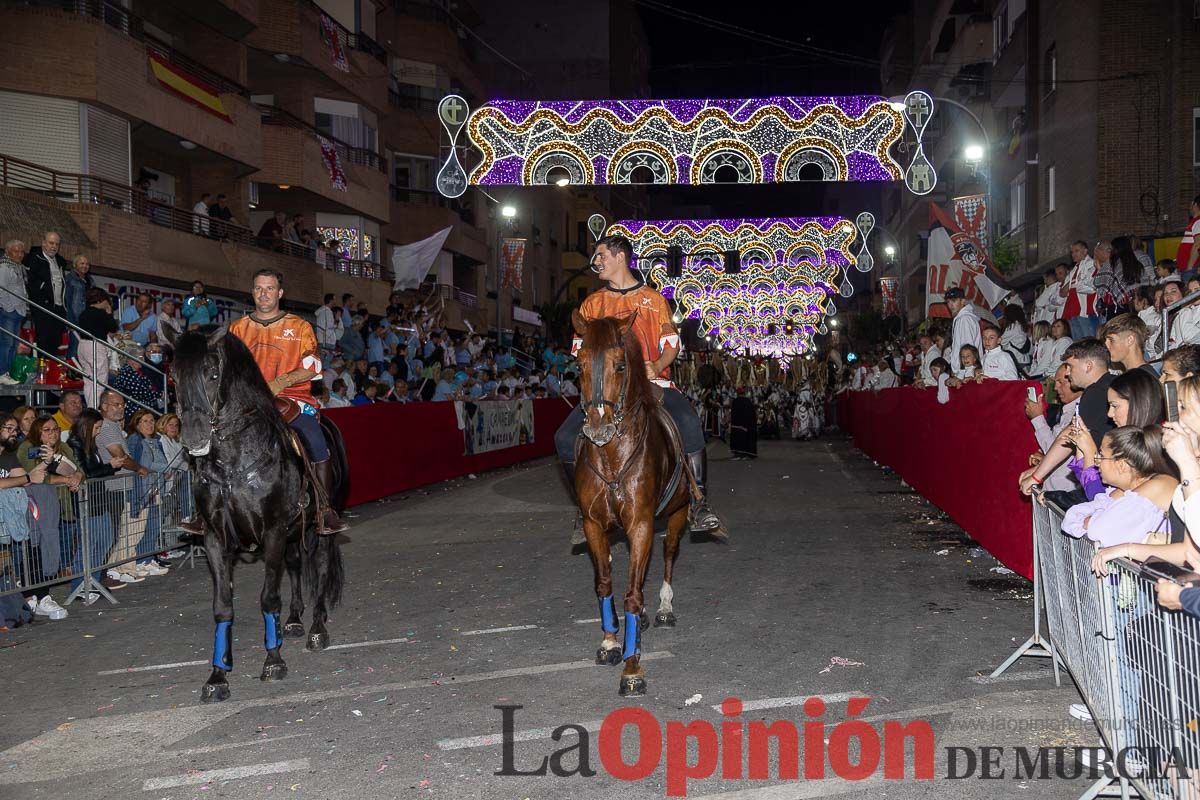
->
[316,226,360,258]
[454,96,904,188]
[607,217,856,363]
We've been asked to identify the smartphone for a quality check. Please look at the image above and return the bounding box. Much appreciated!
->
[1027,387,1038,403]
[26,447,41,459]
[1165,380,1180,423]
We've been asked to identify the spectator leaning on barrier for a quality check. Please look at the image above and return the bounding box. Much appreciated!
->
[1099,313,1154,376]
[1160,345,1200,385]
[1024,364,1082,494]
[944,287,982,375]
[1021,338,1116,497]
[980,324,1021,381]
[915,333,941,386]
[1164,280,1200,349]
[947,344,981,385]
[1061,425,1177,548]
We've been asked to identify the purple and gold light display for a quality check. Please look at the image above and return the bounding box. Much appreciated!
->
[608,217,853,362]
[460,96,904,188]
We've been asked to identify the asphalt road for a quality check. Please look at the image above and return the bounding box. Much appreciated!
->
[0,436,1103,799]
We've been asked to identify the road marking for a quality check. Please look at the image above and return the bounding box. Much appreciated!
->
[439,719,602,750]
[141,759,309,790]
[97,637,413,674]
[691,775,887,799]
[575,617,601,624]
[171,733,313,757]
[717,693,859,713]
[3,651,675,786]
[461,625,538,636]
[98,659,207,675]
[326,636,412,651]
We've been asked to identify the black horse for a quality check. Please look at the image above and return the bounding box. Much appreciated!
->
[166,326,345,703]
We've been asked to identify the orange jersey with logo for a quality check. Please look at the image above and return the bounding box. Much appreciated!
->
[229,313,321,407]
[578,283,678,380]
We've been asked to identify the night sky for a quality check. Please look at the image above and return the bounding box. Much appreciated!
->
[634,0,897,219]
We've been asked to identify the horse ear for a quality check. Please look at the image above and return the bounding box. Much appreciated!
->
[618,310,638,339]
[571,309,588,336]
[161,324,179,350]
[206,325,228,348]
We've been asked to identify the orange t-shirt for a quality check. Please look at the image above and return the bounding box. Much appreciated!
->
[578,283,677,380]
[229,313,321,407]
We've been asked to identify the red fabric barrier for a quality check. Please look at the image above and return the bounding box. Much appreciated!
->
[842,383,1039,579]
[324,399,575,507]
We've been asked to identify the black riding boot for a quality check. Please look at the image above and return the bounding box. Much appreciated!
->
[563,460,587,546]
[314,460,348,535]
[686,450,723,534]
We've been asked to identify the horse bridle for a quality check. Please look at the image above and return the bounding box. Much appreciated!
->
[580,347,630,427]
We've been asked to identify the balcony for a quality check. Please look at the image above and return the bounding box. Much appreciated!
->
[0,150,393,307]
[159,0,260,40]
[256,105,389,222]
[384,1,485,102]
[247,0,389,113]
[0,0,263,169]
[386,187,487,264]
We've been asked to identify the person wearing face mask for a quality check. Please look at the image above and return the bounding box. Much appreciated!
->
[109,342,167,421]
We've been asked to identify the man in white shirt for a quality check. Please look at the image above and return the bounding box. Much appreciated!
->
[1033,266,1066,324]
[1024,364,1081,493]
[917,333,941,385]
[314,293,341,362]
[980,325,1021,380]
[945,287,982,374]
[1061,241,1098,338]
[850,359,870,390]
[192,193,211,236]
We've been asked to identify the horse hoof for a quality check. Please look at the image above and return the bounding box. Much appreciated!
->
[200,682,230,703]
[306,632,329,651]
[653,612,676,627]
[596,646,623,666]
[260,662,288,681]
[618,675,647,697]
[283,622,306,638]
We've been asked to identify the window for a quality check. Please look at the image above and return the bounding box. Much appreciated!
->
[1009,174,1026,231]
[391,153,435,201]
[1044,44,1057,96]
[1046,165,1056,213]
[1193,109,1200,167]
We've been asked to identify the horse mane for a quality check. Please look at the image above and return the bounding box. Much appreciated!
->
[174,327,279,420]
[583,316,656,417]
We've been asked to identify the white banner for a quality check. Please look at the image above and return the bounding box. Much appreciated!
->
[925,203,1010,318]
[458,399,535,455]
[392,226,452,290]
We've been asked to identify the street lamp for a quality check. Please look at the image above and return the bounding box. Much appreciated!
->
[554,177,570,187]
[963,143,985,163]
[884,245,896,259]
[501,204,517,218]
[496,204,519,345]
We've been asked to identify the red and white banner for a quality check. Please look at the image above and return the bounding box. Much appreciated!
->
[317,135,348,192]
[500,238,526,291]
[319,13,350,73]
[952,194,990,256]
[925,202,1010,318]
[879,276,899,317]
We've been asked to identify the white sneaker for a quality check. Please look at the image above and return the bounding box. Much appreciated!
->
[115,572,143,584]
[34,595,68,620]
[164,549,186,559]
[0,375,20,385]
[24,595,38,612]
[1069,703,1093,722]
[137,562,168,576]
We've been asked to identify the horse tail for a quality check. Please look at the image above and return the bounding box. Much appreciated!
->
[301,511,345,612]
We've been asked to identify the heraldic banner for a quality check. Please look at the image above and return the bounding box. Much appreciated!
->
[925,201,1010,318]
[500,238,526,292]
[459,399,535,455]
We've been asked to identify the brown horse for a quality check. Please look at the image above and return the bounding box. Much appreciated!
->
[571,310,692,697]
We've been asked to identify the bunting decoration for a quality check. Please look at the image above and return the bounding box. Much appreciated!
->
[319,13,350,73]
[500,238,526,291]
[880,276,899,318]
[318,136,348,192]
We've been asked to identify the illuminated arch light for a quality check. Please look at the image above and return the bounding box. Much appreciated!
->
[460,96,904,188]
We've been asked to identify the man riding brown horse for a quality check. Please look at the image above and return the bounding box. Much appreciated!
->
[554,234,723,539]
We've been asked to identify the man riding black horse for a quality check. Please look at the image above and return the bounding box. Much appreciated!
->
[180,269,347,535]
[554,234,722,540]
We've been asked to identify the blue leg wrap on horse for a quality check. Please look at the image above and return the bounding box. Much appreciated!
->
[264,612,281,651]
[212,621,233,671]
[623,612,641,659]
[599,595,619,634]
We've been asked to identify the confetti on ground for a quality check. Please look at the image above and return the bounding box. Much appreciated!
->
[684,694,703,706]
[819,656,866,675]
[95,704,114,712]
[990,566,1015,575]
[935,549,949,556]
[351,710,363,717]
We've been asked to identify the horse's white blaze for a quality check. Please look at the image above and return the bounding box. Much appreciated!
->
[658,582,674,614]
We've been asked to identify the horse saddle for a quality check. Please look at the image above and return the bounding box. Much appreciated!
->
[652,404,687,518]
[274,395,302,424]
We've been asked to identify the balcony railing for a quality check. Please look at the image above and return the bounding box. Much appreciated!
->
[257,104,387,174]
[0,151,386,282]
[388,87,439,114]
[303,0,387,65]
[438,284,477,307]
[9,0,250,98]
[390,186,478,226]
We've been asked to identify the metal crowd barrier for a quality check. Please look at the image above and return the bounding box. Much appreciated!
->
[0,469,193,608]
[996,496,1200,799]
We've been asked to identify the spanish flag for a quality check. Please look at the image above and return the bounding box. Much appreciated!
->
[148,52,233,124]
